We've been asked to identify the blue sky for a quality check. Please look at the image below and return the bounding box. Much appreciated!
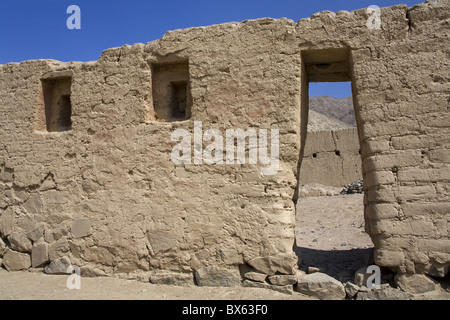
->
[0,0,422,97]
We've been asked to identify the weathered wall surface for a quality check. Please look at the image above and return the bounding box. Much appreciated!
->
[299,128,361,188]
[0,20,301,282]
[0,0,449,287]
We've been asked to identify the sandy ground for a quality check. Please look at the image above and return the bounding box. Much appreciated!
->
[296,194,370,251]
[0,269,312,300]
[0,192,449,300]
[295,193,373,282]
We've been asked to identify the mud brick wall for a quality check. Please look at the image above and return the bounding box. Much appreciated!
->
[0,0,448,283]
[299,128,362,187]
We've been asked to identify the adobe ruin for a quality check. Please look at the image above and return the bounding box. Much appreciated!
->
[0,0,449,294]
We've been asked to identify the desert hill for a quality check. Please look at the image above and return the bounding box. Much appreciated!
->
[308,96,356,131]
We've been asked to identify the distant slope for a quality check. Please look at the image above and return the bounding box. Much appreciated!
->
[307,110,351,132]
[309,96,356,128]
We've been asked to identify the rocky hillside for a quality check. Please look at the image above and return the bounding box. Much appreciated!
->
[308,96,356,130]
[307,110,351,132]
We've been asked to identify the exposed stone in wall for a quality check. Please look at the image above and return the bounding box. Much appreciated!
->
[0,0,449,289]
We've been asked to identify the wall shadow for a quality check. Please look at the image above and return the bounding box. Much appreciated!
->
[295,246,374,283]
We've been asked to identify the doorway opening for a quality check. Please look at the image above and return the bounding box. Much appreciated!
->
[295,48,373,282]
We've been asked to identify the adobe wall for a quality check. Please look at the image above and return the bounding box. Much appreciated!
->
[0,0,449,286]
[298,128,361,188]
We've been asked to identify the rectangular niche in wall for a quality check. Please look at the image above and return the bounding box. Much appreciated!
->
[41,72,73,132]
[151,61,192,121]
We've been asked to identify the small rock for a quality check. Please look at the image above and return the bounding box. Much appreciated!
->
[71,219,91,238]
[220,248,244,265]
[48,237,70,261]
[2,249,31,271]
[296,272,346,300]
[80,265,108,277]
[136,272,149,283]
[150,272,194,286]
[44,256,72,274]
[344,282,360,299]
[296,268,306,275]
[22,194,42,214]
[0,168,14,182]
[31,242,49,268]
[44,226,68,243]
[341,179,364,195]
[0,207,14,237]
[306,266,322,274]
[195,266,240,287]
[242,279,293,295]
[356,287,413,300]
[427,264,449,278]
[247,252,297,276]
[12,189,28,203]
[354,267,370,287]
[243,271,267,283]
[8,232,32,253]
[296,269,307,280]
[26,223,45,242]
[0,237,6,255]
[147,230,177,254]
[394,273,437,294]
[126,271,146,281]
[28,267,44,273]
[268,274,297,286]
[358,285,370,292]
